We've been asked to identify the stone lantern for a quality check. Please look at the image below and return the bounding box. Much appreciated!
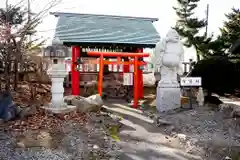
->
[45,63,76,113]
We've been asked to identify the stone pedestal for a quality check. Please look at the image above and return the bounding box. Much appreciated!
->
[156,81,181,112]
[44,63,76,114]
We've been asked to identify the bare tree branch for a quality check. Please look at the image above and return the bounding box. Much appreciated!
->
[0,0,61,91]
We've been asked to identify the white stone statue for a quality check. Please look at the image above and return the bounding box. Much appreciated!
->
[155,29,184,112]
[153,29,184,86]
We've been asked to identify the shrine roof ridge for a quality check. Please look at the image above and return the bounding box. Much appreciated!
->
[50,12,159,22]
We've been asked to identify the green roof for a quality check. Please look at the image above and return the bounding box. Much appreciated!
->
[50,12,160,48]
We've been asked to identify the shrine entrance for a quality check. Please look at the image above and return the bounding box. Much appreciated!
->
[86,51,149,108]
[69,44,150,108]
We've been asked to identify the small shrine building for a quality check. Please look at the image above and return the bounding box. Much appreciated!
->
[50,12,160,102]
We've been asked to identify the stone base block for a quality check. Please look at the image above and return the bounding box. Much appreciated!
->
[156,87,181,112]
[42,104,76,114]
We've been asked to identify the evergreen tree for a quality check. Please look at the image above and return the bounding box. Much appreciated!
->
[173,0,210,61]
[213,8,240,56]
[0,5,25,25]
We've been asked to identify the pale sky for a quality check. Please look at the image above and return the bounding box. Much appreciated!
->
[1,0,240,61]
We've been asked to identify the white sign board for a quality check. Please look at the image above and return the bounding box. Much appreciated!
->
[180,77,202,86]
[123,73,133,86]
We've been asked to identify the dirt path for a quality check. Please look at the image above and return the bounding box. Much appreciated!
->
[103,100,240,160]
[103,102,201,160]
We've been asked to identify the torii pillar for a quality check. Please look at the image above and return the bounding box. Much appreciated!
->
[71,46,80,95]
[137,48,144,99]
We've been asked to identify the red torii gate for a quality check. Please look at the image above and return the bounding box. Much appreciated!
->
[71,46,148,108]
[87,51,149,108]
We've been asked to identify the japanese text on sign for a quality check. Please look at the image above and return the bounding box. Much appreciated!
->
[180,77,202,86]
[123,73,133,86]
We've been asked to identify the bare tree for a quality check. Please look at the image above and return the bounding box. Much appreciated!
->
[0,0,61,91]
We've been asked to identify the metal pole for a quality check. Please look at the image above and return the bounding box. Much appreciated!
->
[205,4,209,36]
[6,0,9,22]
[189,87,193,109]
[27,0,32,42]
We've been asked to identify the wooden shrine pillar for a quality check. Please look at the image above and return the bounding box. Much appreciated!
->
[71,46,80,95]
[123,57,129,72]
[137,48,144,98]
[133,55,139,108]
[123,48,130,73]
[98,54,104,96]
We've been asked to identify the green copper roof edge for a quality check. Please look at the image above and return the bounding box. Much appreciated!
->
[62,42,156,47]
[61,40,158,44]
[50,12,159,22]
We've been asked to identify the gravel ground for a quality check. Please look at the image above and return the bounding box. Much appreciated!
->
[1,99,240,160]
[142,104,240,159]
[0,112,121,160]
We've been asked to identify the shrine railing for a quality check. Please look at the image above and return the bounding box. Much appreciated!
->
[63,59,193,76]
[63,58,154,73]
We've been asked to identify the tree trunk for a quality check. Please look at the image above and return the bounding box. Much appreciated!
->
[196,54,200,62]
[13,42,22,90]
[14,58,18,90]
[5,62,10,91]
[5,42,11,92]
[194,45,201,62]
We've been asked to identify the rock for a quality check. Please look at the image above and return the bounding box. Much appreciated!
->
[154,116,172,127]
[87,94,103,106]
[219,103,240,118]
[18,105,38,119]
[16,130,53,148]
[232,105,240,117]
[0,92,19,121]
[224,156,231,160]
[177,133,187,142]
[93,144,99,150]
[63,95,79,105]
[71,94,103,113]
[0,119,3,124]
[205,95,223,105]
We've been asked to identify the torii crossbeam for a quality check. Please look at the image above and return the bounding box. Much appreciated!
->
[87,51,149,108]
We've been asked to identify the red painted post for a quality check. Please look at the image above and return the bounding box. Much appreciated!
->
[133,56,139,108]
[117,56,121,72]
[98,54,104,96]
[123,57,130,73]
[71,46,80,95]
[137,48,144,98]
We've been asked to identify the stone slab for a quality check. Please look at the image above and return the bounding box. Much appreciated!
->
[156,87,181,112]
[42,104,76,114]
